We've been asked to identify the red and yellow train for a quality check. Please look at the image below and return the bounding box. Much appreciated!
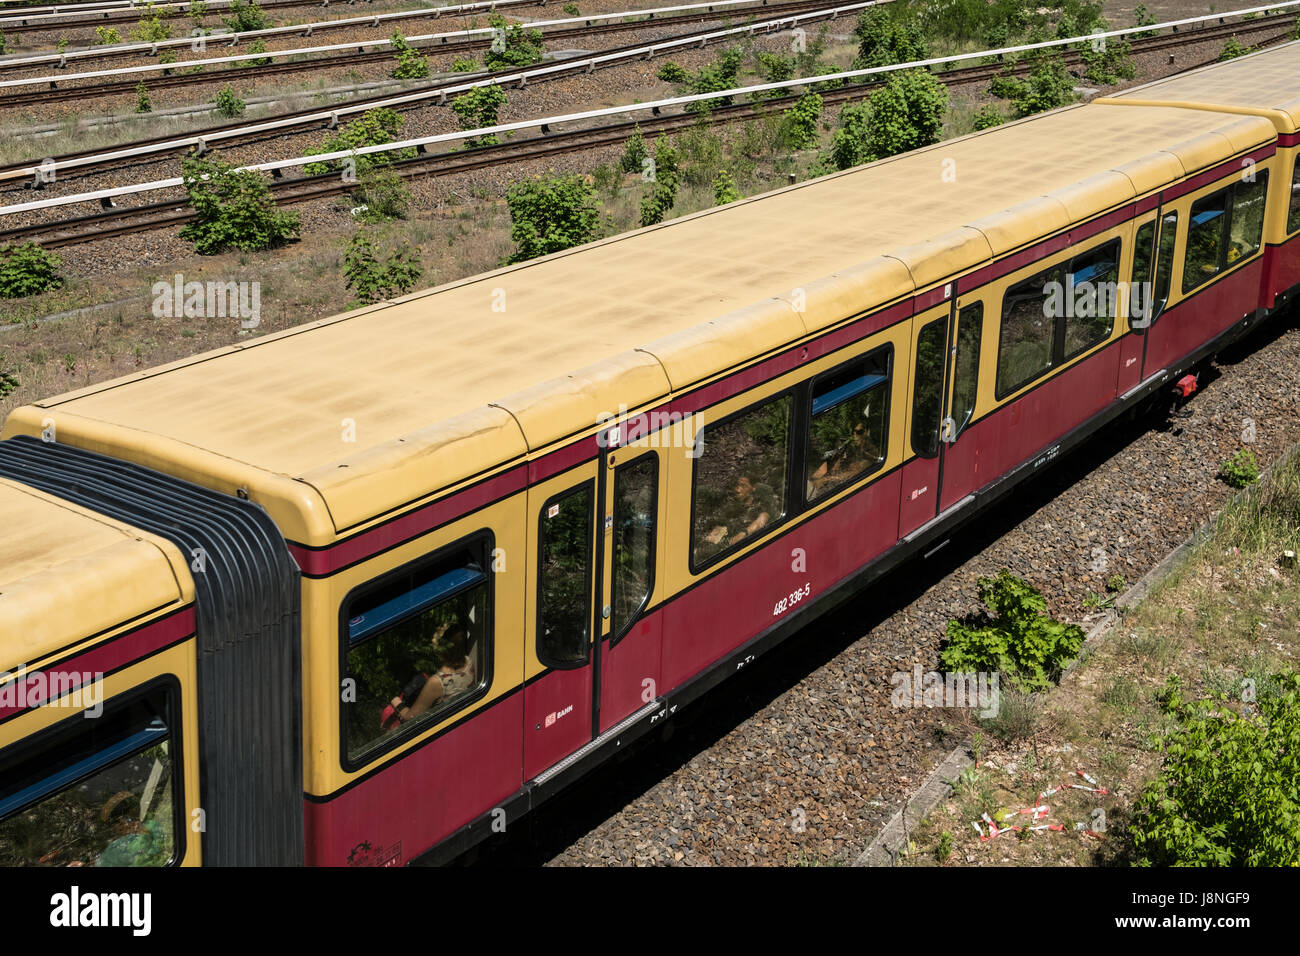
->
[1,43,1299,866]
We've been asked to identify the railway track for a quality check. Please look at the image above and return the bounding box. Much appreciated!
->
[0,0,863,110]
[2,5,1295,190]
[6,19,1289,249]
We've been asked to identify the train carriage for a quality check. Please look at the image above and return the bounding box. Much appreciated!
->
[2,42,1300,866]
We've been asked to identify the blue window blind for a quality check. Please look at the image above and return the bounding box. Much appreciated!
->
[348,566,485,644]
[1192,208,1224,226]
[812,372,887,415]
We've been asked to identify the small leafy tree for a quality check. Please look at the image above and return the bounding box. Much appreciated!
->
[343,231,423,306]
[214,85,245,117]
[826,101,871,170]
[756,51,795,84]
[505,173,601,263]
[189,1,210,27]
[236,37,271,68]
[304,108,414,175]
[620,127,649,174]
[0,242,63,298]
[713,169,740,205]
[858,69,947,161]
[782,92,822,150]
[1132,3,1159,38]
[131,3,173,43]
[656,62,691,85]
[135,81,153,114]
[484,14,546,69]
[940,569,1085,692]
[852,8,928,69]
[222,0,267,33]
[95,26,123,45]
[991,50,1076,117]
[1128,673,1300,866]
[1218,37,1251,61]
[639,135,680,227]
[450,85,506,146]
[178,154,299,255]
[563,2,580,14]
[390,31,430,79]
[353,166,411,222]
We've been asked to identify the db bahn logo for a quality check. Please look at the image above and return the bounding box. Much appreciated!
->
[545,704,574,728]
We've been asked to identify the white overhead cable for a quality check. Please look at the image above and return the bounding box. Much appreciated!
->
[2,1,1297,216]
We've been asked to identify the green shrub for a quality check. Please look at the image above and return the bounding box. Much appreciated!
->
[713,169,740,205]
[858,69,947,162]
[450,85,506,146]
[505,173,601,263]
[656,61,691,84]
[1218,37,1251,61]
[940,569,1085,692]
[782,92,822,151]
[236,37,271,68]
[131,5,172,43]
[95,26,123,45]
[189,1,209,26]
[484,14,546,70]
[620,127,649,174]
[0,31,7,56]
[756,51,795,84]
[391,31,430,79]
[451,57,478,72]
[178,154,299,255]
[972,104,1005,130]
[304,108,415,175]
[826,101,870,170]
[639,136,680,227]
[0,243,63,298]
[214,86,245,117]
[353,166,411,222]
[678,122,723,187]
[563,2,580,15]
[1219,448,1260,488]
[852,8,928,69]
[221,0,267,33]
[0,368,18,400]
[991,50,1076,117]
[1128,673,1300,866]
[135,81,152,113]
[1132,3,1159,38]
[343,231,423,306]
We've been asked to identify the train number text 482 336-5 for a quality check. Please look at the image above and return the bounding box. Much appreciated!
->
[773,583,812,618]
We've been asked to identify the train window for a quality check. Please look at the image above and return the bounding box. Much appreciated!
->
[1290,157,1300,235]
[343,543,491,762]
[538,484,595,668]
[910,318,947,459]
[805,350,889,503]
[1131,220,1155,323]
[691,393,792,569]
[0,684,179,867]
[610,455,657,642]
[1228,171,1269,262]
[1153,211,1178,319]
[997,262,1063,397]
[1184,188,1229,292]
[1062,239,1119,359]
[951,302,982,436]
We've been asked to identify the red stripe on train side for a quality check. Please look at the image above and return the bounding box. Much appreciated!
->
[1277,132,1299,148]
[304,688,523,866]
[1144,259,1266,374]
[1163,145,1276,203]
[0,608,195,722]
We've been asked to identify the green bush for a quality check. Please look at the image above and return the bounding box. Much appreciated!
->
[782,92,822,151]
[390,31,430,80]
[0,31,7,56]
[343,231,423,306]
[214,86,245,117]
[484,14,546,70]
[655,61,691,84]
[353,166,411,222]
[451,57,478,72]
[658,48,745,113]
[304,108,415,175]
[189,1,209,26]
[505,173,602,263]
[991,50,1076,117]
[756,51,795,84]
[131,5,173,43]
[713,169,740,205]
[1128,673,1300,866]
[178,154,299,255]
[563,2,580,15]
[678,122,723,187]
[0,243,63,298]
[619,127,649,174]
[95,26,123,45]
[852,8,928,69]
[1132,3,1159,38]
[450,85,506,146]
[639,135,680,227]
[135,81,152,114]
[940,569,1085,692]
[826,101,870,170]
[972,104,1005,130]
[236,37,271,68]
[0,368,18,400]
[222,0,267,33]
[1219,448,1260,488]
[1218,37,1251,61]
[857,69,947,162]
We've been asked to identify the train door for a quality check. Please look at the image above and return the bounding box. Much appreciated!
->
[1135,204,1178,383]
[593,434,665,734]
[898,300,954,537]
[522,459,600,780]
[935,297,984,512]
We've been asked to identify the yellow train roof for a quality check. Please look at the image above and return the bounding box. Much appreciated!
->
[0,478,193,665]
[1,101,1278,545]
[1099,40,1300,132]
